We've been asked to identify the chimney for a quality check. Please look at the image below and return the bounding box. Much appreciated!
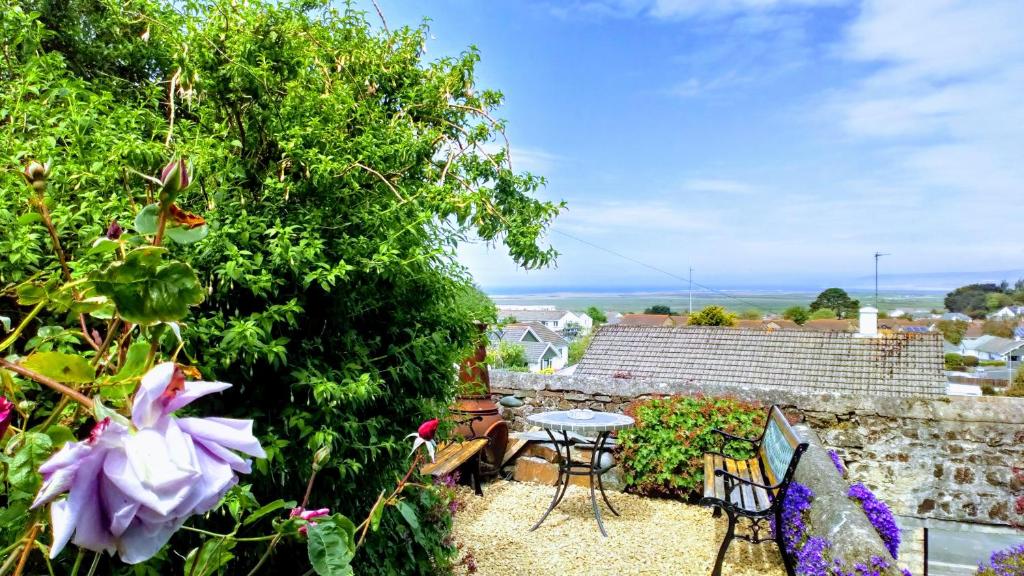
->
[857,306,878,337]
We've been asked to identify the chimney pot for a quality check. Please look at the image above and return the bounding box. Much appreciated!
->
[858,306,878,337]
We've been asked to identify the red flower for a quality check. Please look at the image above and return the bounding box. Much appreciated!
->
[417,418,439,441]
[0,396,14,437]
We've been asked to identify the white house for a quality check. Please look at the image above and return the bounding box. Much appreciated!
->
[489,322,570,372]
[497,308,593,336]
[988,306,1024,320]
[959,335,1024,363]
[941,312,972,322]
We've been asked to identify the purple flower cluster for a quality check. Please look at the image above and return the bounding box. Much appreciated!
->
[848,482,901,559]
[777,481,912,576]
[778,482,816,554]
[829,450,847,477]
[975,543,1024,576]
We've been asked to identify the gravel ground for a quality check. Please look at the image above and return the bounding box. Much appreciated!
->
[452,480,787,576]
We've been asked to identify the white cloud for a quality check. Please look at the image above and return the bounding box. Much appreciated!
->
[549,0,845,20]
[828,0,1024,198]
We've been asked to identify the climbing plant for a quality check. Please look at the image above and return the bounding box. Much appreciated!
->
[0,0,560,573]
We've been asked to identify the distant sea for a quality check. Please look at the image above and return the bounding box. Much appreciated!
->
[487,288,947,315]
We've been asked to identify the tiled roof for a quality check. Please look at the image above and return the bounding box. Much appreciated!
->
[619,314,675,327]
[576,325,945,396]
[509,322,568,348]
[498,309,569,323]
[972,336,1024,356]
[520,341,557,364]
[802,319,856,332]
[964,321,985,338]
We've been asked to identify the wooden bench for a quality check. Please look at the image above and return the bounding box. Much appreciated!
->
[700,405,808,576]
[420,416,490,496]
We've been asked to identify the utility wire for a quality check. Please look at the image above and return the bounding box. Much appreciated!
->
[550,229,766,312]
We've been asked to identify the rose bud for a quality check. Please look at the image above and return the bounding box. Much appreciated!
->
[106,219,123,240]
[22,161,51,192]
[159,158,191,202]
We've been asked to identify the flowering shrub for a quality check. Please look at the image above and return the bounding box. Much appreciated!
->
[975,543,1024,575]
[778,481,911,576]
[848,483,901,559]
[619,395,764,497]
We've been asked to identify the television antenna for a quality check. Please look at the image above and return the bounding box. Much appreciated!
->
[874,252,890,308]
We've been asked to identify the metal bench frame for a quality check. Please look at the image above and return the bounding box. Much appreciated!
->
[700,405,808,576]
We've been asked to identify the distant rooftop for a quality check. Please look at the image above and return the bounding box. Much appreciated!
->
[577,325,945,397]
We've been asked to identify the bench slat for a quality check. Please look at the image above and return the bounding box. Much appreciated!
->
[746,458,771,510]
[735,459,756,510]
[421,438,488,476]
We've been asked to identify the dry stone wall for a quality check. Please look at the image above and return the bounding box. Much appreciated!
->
[490,371,1024,528]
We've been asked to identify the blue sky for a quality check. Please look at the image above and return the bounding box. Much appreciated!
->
[369,0,1024,292]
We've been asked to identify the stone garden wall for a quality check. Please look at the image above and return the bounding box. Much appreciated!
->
[490,371,1024,528]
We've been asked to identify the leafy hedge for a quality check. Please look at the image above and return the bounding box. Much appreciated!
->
[0,0,558,573]
[618,395,764,498]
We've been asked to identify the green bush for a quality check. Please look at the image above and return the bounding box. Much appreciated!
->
[618,395,764,498]
[962,355,979,367]
[945,353,964,370]
[979,360,1006,367]
[0,1,558,573]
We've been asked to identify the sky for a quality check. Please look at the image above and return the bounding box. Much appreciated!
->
[366,0,1024,293]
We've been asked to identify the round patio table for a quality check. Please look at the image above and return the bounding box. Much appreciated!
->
[526,409,634,537]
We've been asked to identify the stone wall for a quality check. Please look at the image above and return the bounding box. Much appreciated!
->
[489,371,1024,528]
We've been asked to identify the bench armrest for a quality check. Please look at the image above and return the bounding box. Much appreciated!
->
[711,428,761,448]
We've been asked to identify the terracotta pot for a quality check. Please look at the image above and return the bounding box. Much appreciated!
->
[453,325,508,473]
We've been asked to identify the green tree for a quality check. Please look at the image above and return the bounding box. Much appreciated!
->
[644,304,672,315]
[1007,368,1024,397]
[809,309,838,320]
[982,319,1015,338]
[568,333,593,365]
[945,353,964,370]
[809,288,860,319]
[0,1,560,573]
[937,320,969,345]
[486,341,528,370]
[738,309,762,320]
[944,283,1004,317]
[985,292,1014,312]
[687,305,737,326]
[585,306,607,324]
[782,306,810,325]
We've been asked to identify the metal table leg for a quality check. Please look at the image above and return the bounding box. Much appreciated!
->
[529,429,619,537]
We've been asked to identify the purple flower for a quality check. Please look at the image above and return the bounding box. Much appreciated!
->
[848,482,901,559]
[829,450,847,477]
[976,543,1024,576]
[31,363,265,564]
[0,396,14,438]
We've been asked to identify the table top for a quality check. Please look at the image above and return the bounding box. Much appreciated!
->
[527,410,635,434]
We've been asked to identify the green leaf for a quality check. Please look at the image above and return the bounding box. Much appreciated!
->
[242,499,294,526]
[16,212,42,225]
[16,284,46,305]
[369,491,386,532]
[100,341,150,401]
[183,538,235,576]
[45,425,76,447]
[91,247,204,325]
[0,316,10,333]
[395,501,424,544]
[165,224,209,244]
[88,238,120,255]
[306,515,356,576]
[8,432,53,496]
[21,351,95,383]
[134,203,160,235]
